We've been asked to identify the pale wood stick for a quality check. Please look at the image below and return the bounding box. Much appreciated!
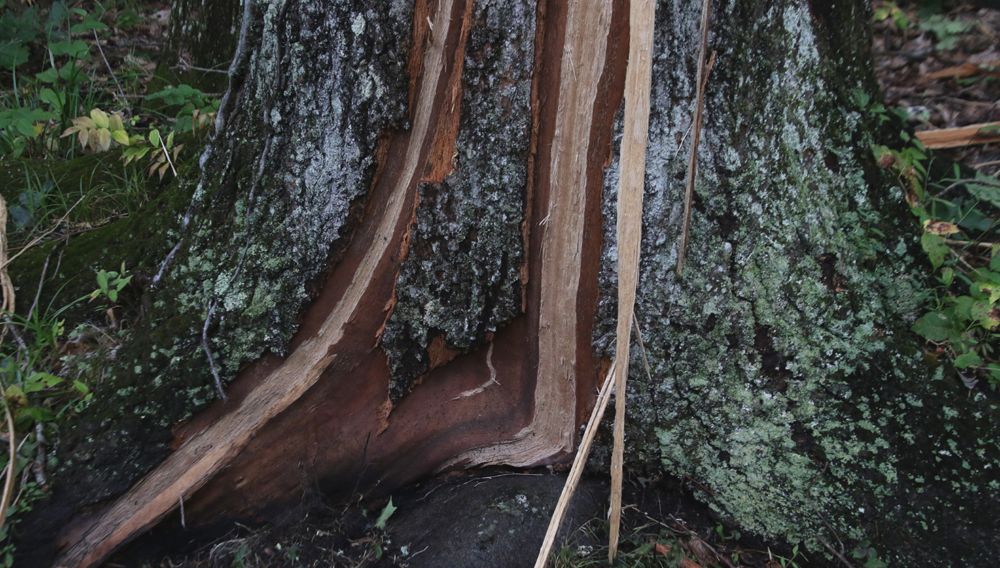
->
[0,195,17,541]
[608,0,657,561]
[916,121,1000,149]
[676,0,713,278]
[532,360,617,568]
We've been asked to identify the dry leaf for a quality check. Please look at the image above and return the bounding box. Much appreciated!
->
[923,219,961,235]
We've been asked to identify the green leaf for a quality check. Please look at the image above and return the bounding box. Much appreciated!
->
[35,67,59,83]
[987,363,1000,381]
[116,274,133,291]
[108,289,118,302]
[374,498,396,529]
[954,351,983,369]
[97,269,109,292]
[940,267,954,286]
[921,232,949,270]
[70,19,108,33]
[992,253,1000,273]
[970,300,1000,330]
[954,296,974,321]
[72,380,89,394]
[24,372,63,393]
[148,129,161,148]
[111,129,130,146]
[912,311,961,342]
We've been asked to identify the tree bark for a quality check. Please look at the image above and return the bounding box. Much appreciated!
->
[14,0,999,566]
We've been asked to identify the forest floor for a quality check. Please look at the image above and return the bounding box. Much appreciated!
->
[872,0,1000,176]
[2,0,998,567]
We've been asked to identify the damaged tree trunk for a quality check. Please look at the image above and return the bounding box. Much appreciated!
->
[17,0,999,566]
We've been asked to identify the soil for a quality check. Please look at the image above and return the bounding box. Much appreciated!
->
[113,467,823,568]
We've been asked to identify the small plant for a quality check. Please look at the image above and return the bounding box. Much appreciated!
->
[873,2,908,31]
[768,544,807,568]
[866,91,1000,391]
[0,262,133,563]
[852,539,888,568]
[918,14,972,50]
[145,84,220,135]
[90,262,134,304]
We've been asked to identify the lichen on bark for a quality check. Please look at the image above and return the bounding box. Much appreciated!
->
[381,0,535,401]
[594,0,999,565]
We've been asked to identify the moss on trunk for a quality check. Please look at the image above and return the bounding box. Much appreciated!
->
[593,1,1000,565]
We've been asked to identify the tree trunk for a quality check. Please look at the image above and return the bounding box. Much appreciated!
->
[16,0,999,566]
[150,0,243,93]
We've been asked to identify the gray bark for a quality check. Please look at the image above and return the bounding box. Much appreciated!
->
[593,1,1000,565]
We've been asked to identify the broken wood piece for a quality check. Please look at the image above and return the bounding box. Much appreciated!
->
[532,361,616,568]
[922,62,1000,81]
[915,121,1000,149]
[609,0,657,561]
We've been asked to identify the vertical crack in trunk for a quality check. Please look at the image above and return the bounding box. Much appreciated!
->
[54,0,460,565]
[445,0,612,468]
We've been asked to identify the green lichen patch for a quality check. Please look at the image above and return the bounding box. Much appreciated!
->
[381,0,535,401]
[593,1,999,566]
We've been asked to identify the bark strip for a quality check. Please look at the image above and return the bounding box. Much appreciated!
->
[608,0,655,559]
[53,1,460,564]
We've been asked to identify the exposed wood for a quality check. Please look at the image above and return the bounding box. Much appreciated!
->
[443,0,612,469]
[533,361,616,568]
[915,121,1000,149]
[53,0,462,563]
[607,0,655,560]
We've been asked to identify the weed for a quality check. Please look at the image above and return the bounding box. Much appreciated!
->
[767,544,807,568]
[873,2,908,32]
[859,89,1000,391]
[917,14,972,50]
[852,539,888,568]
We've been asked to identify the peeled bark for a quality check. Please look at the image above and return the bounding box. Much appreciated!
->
[15,0,999,567]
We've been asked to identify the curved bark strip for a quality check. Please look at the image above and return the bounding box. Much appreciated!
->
[54,0,460,564]
[445,0,612,469]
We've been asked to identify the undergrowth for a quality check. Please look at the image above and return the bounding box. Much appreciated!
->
[857,88,1000,394]
[0,1,220,564]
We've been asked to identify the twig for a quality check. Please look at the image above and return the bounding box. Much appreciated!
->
[179,495,186,529]
[817,535,856,568]
[28,254,51,323]
[935,177,1000,199]
[533,361,617,568]
[156,133,179,178]
[676,0,714,278]
[0,195,15,348]
[32,422,47,489]
[632,314,654,384]
[94,30,128,108]
[173,56,232,75]
[943,238,996,249]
